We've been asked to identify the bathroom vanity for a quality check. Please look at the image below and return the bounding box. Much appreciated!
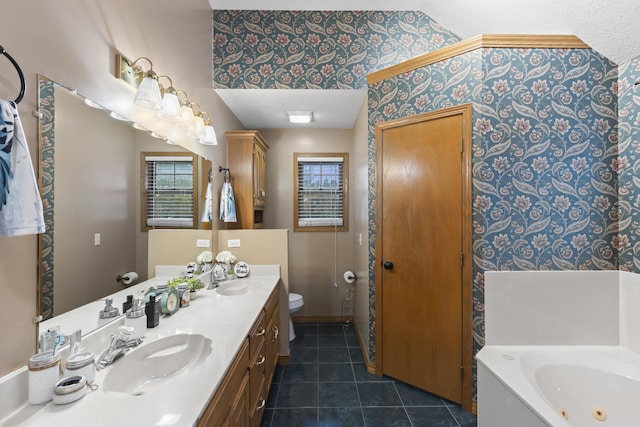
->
[0,266,281,427]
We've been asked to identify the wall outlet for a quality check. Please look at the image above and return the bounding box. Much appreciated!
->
[94,233,101,246]
[196,239,210,248]
[228,239,241,248]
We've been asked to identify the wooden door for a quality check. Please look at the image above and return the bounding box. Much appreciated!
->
[376,105,472,406]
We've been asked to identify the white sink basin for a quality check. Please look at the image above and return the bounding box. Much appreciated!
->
[216,280,250,296]
[102,333,212,395]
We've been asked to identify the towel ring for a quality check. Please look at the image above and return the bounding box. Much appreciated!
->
[0,45,26,104]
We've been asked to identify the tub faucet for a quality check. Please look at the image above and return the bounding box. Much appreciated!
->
[96,326,143,370]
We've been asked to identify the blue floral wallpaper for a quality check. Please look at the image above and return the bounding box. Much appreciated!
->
[213,10,460,89]
[38,78,55,320]
[618,57,640,271]
[368,47,618,398]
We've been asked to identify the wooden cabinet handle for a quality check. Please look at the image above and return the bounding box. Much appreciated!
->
[272,326,279,342]
[256,327,266,337]
[256,398,266,412]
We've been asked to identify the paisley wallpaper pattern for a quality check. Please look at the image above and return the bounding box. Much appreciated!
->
[38,78,55,320]
[617,57,640,272]
[212,8,625,401]
[368,48,619,396]
[213,10,460,89]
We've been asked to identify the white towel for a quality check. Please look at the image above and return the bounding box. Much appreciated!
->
[201,182,213,222]
[219,181,237,223]
[0,100,45,237]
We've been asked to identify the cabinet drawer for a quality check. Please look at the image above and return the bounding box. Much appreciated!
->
[249,310,266,358]
[249,340,265,402]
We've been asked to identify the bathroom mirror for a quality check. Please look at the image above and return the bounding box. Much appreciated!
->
[36,76,210,339]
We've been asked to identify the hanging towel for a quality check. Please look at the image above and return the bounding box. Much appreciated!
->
[0,100,45,237]
[219,181,237,223]
[201,182,213,223]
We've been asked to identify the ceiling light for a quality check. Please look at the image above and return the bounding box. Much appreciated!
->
[149,131,165,139]
[287,110,313,124]
[132,123,149,132]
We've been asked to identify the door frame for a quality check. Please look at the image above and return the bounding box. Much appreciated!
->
[374,103,473,411]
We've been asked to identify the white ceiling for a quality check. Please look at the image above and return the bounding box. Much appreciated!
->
[210,0,640,129]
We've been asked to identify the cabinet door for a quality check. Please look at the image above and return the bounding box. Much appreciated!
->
[253,145,267,208]
[228,372,250,427]
[266,309,279,388]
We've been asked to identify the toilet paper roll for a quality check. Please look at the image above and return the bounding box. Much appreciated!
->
[119,272,138,286]
[343,271,357,284]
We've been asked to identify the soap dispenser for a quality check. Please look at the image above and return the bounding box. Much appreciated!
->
[124,298,147,339]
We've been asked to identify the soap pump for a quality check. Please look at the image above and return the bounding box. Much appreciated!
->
[124,298,147,339]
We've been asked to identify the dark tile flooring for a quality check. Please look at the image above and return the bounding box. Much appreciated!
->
[261,323,477,427]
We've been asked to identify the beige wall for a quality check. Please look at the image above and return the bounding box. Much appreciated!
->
[0,0,243,376]
[260,128,356,319]
[218,229,290,355]
[352,97,371,357]
[148,229,216,277]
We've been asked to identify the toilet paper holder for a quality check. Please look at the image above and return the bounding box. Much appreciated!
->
[343,271,357,284]
[117,272,138,286]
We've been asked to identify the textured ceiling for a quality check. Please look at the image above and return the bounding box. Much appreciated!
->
[209,0,640,128]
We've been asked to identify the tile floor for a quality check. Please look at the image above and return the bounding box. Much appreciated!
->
[260,323,477,427]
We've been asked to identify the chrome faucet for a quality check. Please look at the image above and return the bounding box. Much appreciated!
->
[96,326,143,370]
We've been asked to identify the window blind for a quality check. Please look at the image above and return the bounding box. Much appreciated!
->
[296,156,344,227]
[145,156,194,228]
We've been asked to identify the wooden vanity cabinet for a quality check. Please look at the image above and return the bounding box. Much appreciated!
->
[198,340,250,427]
[197,284,280,427]
[226,130,269,229]
[265,287,280,389]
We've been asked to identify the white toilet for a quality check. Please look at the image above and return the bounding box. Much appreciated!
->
[288,293,304,341]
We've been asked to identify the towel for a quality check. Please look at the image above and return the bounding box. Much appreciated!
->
[0,100,45,237]
[201,182,213,222]
[219,181,237,223]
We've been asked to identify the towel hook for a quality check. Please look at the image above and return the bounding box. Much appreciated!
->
[218,166,231,182]
[0,45,26,104]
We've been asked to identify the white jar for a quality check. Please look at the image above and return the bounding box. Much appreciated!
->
[27,352,61,405]
[64,351,95,384]
[52,375,86,405]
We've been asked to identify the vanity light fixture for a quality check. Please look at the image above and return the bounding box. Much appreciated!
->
[187,102,206,139]
[287,110,313,124]
[199,112,218,145]
[115,53,217,144]
[109,111,130,122]
[83,98,105,110]
[132,122,149,132]
[157,75,181,120]
[149,131,165,139]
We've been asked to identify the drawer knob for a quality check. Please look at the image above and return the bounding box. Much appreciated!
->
[256,327,266,337]
[257,355,266,366]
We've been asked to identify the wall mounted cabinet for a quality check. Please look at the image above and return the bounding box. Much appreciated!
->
[226,130,269,229]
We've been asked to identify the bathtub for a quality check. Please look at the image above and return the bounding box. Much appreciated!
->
[477,346,640,427]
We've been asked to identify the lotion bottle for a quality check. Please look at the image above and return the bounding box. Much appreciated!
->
[124,298,146,339]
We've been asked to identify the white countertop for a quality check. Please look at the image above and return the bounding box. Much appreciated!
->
[0,266,280,427]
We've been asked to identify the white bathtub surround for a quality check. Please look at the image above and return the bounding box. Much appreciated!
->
[484,270,620,346]
[478,270,640,427]
[0,266,280,426]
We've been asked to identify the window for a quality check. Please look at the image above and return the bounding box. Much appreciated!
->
[142,152,198,230]
[294,153,349,231]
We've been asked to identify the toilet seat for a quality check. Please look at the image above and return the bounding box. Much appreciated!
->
[289,293,304,311]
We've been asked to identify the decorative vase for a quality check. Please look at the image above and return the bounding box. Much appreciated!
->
[201,262,212,273]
